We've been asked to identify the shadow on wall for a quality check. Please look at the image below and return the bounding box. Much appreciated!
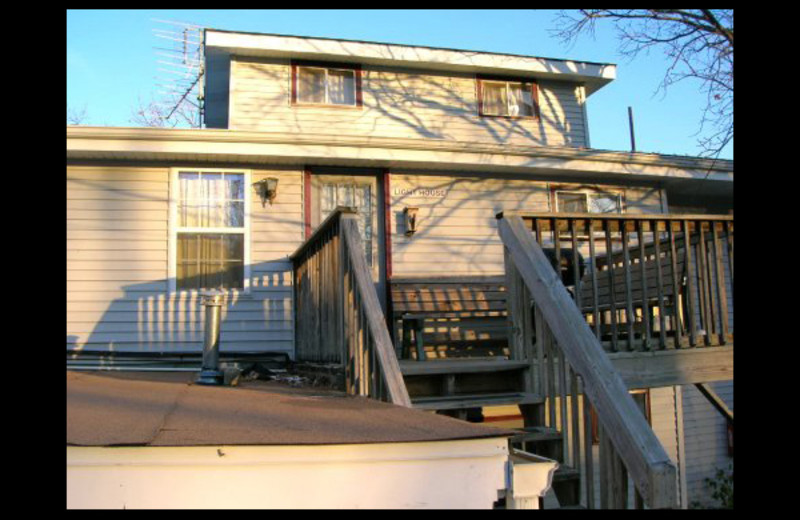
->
[67,260,295,356]
[236,54,584,147]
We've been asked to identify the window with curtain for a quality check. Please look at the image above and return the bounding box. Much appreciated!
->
[174,171,247,290]
[479,79,535,117]
[296,65,357,106]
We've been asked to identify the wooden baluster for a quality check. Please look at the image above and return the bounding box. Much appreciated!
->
[637,220,651,351]
[653,221,667,349]
[604,220,619,352]
[683,220,698,347]
[622,221,635,351]
[588,219,601,342]
[545,321,557,429]
[570,366,581,471]
[696,221,715,346]
[583,382,595,509]
[611,448,629,509]
[534,305,546,397]
[571,218,582,308]
[634,489,644,509]
[599,426,609,509]
[668,222,683,348]
[711,222,730,345]
[558,343,569,463]
[554,218,562,285]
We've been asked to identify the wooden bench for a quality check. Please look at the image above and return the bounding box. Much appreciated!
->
[389,276,512,361]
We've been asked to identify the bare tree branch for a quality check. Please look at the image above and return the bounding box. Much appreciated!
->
[553,9,733,158]
[67,104,90,125]
[129,94,201,128]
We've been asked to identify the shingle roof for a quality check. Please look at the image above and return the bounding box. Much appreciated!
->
[67,371,515,447]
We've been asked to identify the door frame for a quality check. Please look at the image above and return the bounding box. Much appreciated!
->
[303,166,392,312]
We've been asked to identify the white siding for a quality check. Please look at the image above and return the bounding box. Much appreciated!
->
[66,165,304,355]
[228,57,588,147]
[681,381,733,508]
[389,172,665,277]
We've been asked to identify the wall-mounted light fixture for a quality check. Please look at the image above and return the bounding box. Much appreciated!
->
[404,207,419,237]
[254,177,279,207]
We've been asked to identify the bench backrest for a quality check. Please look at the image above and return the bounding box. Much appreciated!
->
[389,276,510,357]
[579,240,687,310]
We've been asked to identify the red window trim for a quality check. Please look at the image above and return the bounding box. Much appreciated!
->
[291,59,363,108]
[476,74,540,120]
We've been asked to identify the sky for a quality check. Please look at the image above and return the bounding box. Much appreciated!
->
[67,9,732,159]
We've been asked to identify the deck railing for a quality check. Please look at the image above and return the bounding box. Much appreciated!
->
[291,208,411,407]
[498,211,678,509]
[520,212,733,352]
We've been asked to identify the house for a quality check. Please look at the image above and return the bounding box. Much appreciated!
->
[66,29,733,509]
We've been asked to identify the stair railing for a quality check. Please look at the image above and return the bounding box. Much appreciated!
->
[498,211,677,509]
[291,207,411,407]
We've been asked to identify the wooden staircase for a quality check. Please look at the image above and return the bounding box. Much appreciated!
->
[290,209,702,509]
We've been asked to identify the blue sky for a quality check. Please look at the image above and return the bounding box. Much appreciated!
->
[67,9,732,159]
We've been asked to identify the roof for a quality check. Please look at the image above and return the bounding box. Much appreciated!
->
[204,29,616,95]
[66,371,515,447]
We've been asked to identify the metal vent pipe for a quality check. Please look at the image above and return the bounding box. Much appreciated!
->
[196,290,225,385]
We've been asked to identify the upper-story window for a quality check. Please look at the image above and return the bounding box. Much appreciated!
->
[478,77,539,118]
[292,62,362,107]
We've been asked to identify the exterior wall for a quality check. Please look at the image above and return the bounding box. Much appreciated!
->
[227,56,588,147]
[388,171,665,277]
[67,439,510,509]
[681,381,733,508]
[66,164,304,356]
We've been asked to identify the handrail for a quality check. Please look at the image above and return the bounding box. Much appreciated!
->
[291,208,411,407]
[498,211,677,509]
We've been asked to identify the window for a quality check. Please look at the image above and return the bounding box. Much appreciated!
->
[478,77,538,117]
[555,190,623,214]
[292,63,361,107]
[169,169,250,292]
[591,389,650,444]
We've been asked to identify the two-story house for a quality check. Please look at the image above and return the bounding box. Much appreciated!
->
[67,29,733,509]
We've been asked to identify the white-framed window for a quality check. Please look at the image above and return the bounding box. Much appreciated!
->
[168,168,251,293]
[479,78,536,117]
[295,65,357,106]
[555,190,624,214]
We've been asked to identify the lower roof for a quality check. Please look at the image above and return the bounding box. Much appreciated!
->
[66,126,733,199]
[67,371,514,447]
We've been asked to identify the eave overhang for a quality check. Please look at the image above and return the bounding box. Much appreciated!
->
[204,29,616,96]
[67,126,732,197]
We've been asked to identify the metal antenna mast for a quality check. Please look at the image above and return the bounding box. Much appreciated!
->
[152,19,205,127]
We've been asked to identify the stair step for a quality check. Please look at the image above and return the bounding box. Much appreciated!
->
[400,359,529,376]
[510,426,563,444]
[412,392,543,410]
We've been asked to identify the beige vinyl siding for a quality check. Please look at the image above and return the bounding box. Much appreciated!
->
[66,165,304,355]
[389,172,666,277]
[681,381,733,507]
[228,56,588,147]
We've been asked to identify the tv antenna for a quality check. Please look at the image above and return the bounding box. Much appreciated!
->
[151,19,205,127]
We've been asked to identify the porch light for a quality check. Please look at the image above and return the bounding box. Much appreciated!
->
[404,207,419,236]
[254,177,279,207]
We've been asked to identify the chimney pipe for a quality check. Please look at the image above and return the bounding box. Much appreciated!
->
[196,290,225,385]
[628,106,637,152]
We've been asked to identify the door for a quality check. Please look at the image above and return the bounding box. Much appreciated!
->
[308,171,387,311]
